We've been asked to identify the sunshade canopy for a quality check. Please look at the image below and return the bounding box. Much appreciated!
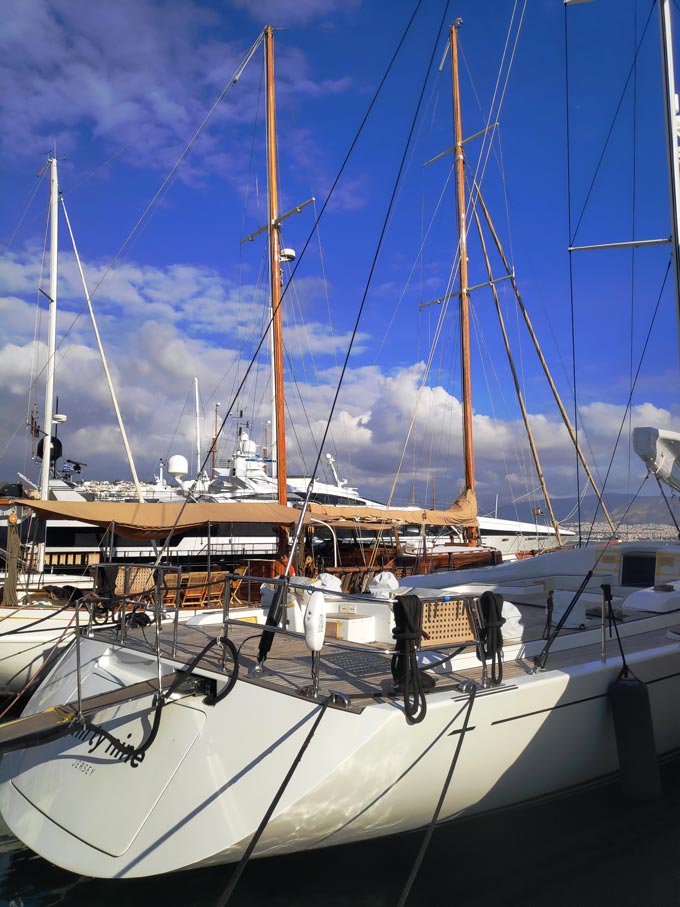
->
[12,500,305,540]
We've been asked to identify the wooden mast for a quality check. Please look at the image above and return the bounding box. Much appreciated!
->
[265,25,287,506]
[450,21,478,544]
[40,155,59,503]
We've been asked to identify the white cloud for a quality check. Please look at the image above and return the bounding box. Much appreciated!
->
[0,0,356,185]
[230,0,361,28]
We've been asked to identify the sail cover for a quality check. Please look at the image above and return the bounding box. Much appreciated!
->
[306,488,478,527]
[11,500,304,540]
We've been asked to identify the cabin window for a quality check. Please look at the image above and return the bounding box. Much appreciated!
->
[621,554,656,588]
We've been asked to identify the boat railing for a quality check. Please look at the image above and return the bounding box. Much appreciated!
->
[77,565,492,696]
[215,572,491,684]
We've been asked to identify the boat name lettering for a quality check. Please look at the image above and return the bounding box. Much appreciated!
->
[71,759,95,776]
[71,727,146,768]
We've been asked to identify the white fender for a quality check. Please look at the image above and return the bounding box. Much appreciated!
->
[304,590,327,653]
[368,571,399,599]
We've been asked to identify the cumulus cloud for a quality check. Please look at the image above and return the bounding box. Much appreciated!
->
[0,0,354,184]
[0,246,368,482]
[231,0,361,28]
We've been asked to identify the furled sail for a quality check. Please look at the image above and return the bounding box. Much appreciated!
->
[306,488,477,528]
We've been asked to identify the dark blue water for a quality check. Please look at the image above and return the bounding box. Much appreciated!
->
[2,762,680,906]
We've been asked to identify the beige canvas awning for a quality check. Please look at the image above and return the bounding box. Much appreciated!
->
[306,488,477,528]
[12,500,305,540]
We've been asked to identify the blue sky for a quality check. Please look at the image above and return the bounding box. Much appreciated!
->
[1,0,679,518]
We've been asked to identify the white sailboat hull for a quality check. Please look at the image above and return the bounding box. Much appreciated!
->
[1,612,680,878]
[0,607,77,695]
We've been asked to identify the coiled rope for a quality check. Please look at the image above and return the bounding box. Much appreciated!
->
[478,590,505,685]
[391,595,435,725]
[78,634,239,760]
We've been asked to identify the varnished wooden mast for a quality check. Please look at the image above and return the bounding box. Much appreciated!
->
[40,155,59,503]
[265,25,287,505]
[451,21,477,543]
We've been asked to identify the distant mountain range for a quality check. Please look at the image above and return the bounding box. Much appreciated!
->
[484,492,680,527]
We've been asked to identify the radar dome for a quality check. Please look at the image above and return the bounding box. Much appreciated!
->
[167,454,189,478]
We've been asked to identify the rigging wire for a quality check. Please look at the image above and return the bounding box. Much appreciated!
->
[216,700,331,906]
[371,78,453,365]
[310,200,352,479]
[160,385,194,469]
[569,1,656,246]
[80,32,266,306]
[459,4,526,244]
[1,146,131,258]
[628,2,640,495]
[285,0,453,560]
[583,260,671,543]
[397,685,476,907]
[277,217,357,486]
[565,0,662,544]
[468,297,533,523]
[236,46,267,412]
[153,3,438,560]
[535,469,651,671]
[11,31,268,459]
[465,168,544,521]
[0,185,50,470]
[0,168,46,256]
[384,7,527,505]
[16,35,268,481]
[654,475,680,537]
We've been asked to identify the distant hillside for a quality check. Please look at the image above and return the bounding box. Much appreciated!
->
[484,492,680,527]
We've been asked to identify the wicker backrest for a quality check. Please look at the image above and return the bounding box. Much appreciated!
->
[114,565,155,596]
[420,596,482,647]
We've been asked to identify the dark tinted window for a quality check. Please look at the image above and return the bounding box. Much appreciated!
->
[621,554,656,588]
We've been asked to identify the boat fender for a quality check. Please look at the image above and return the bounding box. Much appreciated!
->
[292,573,341,611]
[304,590,327,653]
[315,573,343,593]
[608,670,661,800]
[368,571,399,599]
